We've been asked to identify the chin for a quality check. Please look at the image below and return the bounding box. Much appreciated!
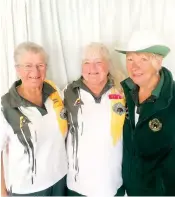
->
[131,76,143,85]
[133,80,147,87]
[132,79,141,85]
[30,82,43,88]
[89,79,101,85]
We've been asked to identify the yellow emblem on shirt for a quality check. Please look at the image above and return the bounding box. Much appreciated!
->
[110,88,126,145]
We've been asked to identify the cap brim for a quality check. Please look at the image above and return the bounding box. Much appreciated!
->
[115,45,170,57]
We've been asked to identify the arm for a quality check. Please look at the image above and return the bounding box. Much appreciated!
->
[0,112,8,196]
[161,147,175,196]
[1,153,7,196]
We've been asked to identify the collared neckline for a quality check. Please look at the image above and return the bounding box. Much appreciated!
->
[71,76,114,103]
[8,80,56,108]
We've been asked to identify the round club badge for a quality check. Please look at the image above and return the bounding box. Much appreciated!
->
[149,118,162,132]
[112,102,126,115]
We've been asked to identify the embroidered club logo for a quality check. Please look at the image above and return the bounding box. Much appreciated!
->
[20,116,30,128]
[149,118,162,132]
[20,116,25,128]
[112,102,126,115]
[60,108,67,120]
[74,98,83,106]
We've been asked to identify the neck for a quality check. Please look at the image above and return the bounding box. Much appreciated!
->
[139,74,160,103]
[84,79,107,96]
[17,84,43,106]
[20,84,42,95]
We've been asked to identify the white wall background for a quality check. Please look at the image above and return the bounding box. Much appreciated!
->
[0,0,175,96]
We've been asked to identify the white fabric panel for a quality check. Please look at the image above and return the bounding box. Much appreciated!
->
[25,0,69,87]
[0,0,28,95]
[0,0,175,96]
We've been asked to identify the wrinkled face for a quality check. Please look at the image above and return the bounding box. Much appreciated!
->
[16,51,47,88]
[126,52,162,86]
[82,52,109,86]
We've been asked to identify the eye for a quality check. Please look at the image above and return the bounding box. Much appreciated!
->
[141,57,148,61]
[96,61,103,66]
[24,64,32,68]
[38,64,45,68]
[84,61,90,65]
[127,58,133,62]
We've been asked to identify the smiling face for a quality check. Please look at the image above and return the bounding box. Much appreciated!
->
[16,51,47,89]
[126,52,162,87]
[81,45,109,86]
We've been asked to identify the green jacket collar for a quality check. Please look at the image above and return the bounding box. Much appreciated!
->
[152,71,164,98]
[124,70,164,99]
[121,67,174,124]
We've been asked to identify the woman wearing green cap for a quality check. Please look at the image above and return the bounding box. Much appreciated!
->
[115,29,175,196]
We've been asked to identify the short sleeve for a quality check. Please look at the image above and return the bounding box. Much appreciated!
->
[0,111,9,151]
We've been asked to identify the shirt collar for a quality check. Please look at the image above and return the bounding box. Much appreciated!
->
[8,80,56,108]
[124,69,164,99]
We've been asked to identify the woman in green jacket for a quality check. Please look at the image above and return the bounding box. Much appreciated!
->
[115,29,175,196]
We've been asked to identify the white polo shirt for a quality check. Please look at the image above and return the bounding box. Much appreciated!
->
[65,79,125,196]
[0,80,67,194]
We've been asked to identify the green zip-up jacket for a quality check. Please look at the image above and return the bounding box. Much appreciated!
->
[121,67,175,196]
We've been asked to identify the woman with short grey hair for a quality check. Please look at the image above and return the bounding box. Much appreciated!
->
[1,42,68,196]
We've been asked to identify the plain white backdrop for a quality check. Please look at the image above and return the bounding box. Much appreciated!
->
[0,0,175,96]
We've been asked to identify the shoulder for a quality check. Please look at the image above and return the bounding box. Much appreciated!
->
[0,110,10,150]
[63,80,79,96]
[44,79,63,98]
[63,81,81,107]
[44,79,60,91]
[1,92,11,109]
[173,80,175,86]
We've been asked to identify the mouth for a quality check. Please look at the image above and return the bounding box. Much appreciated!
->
[133,73,143,77]
[29,76,41,79]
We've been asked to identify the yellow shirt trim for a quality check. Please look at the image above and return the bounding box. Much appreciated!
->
[110,88,126,145]
[45,80,68,136]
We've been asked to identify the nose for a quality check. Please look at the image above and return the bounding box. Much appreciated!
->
[89,62,98,73]
[31,65,40,73]
[131,61,141,70]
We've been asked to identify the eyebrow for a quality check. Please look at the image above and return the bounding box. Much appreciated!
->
[83,58,103,60]
[126,55,132,58]
[22,62,46,64]
[126,53,149,57]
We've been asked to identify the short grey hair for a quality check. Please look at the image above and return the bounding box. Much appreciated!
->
[14,41,49,65]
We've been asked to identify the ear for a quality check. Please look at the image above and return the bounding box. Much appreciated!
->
[157,56,163,65]
[156,56,163,71]
[151,55,163,71]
